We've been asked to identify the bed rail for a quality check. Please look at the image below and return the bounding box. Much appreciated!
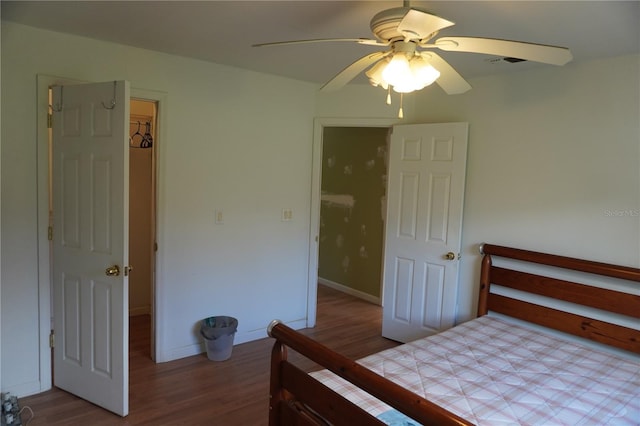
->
[477,243,640,353]
[268,320,473,426]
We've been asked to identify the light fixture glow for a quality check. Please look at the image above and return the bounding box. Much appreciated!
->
[365,59,389,89]
[368,42,442,118]
[380,52,440,93]
[382,53,412,89]
[410,55,440,89]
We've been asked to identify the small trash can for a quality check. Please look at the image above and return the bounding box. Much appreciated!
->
[200,316,238,361]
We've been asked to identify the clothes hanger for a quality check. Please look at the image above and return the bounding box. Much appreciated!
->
[141,122,153,148]
[130,121,145,147]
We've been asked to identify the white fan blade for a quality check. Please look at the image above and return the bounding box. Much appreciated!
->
[422,52,471,94]
[253,38,388,47]
[397,9,455,40]
[435,37,572,65]
[321,51,390,91]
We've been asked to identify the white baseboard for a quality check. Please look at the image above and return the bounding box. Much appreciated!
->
[318,278,381,305]
[156,318,308,363]
[7,379,45,398]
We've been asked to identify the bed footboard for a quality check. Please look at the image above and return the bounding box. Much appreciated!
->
[267,320,472,426]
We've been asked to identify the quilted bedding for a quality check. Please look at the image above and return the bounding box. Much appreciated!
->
[310,316,640,425]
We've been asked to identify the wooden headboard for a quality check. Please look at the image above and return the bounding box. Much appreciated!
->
[477,243,640,353]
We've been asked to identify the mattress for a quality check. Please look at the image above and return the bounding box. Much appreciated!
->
[310,315,640,425]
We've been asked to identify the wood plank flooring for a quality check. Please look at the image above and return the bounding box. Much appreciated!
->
[19,285,398,425]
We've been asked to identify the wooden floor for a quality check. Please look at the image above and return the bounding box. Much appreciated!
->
[20,285,398,425]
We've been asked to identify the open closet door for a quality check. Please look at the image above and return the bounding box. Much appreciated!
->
[382,123,468,343]
[51,81,130,416]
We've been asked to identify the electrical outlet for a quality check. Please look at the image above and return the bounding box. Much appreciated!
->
[282,208,293,221]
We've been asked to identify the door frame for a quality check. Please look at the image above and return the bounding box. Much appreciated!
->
[307,117,399,328]
[35,75,167,391]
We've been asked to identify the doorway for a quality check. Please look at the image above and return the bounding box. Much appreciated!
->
[128,98,158,360]
[37,77,166,410]
[317,126,390,305]
[308,119,468,337]
[307,118,398,328]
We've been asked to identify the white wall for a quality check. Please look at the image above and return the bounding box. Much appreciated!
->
[411,54,640,321]
[1,21,320,395]
[315,84,413,120]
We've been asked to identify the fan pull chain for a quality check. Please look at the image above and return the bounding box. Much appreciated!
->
[386,86,392,105]
[398,93,404,118]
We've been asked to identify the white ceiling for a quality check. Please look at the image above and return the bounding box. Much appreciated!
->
[2,1,639,87]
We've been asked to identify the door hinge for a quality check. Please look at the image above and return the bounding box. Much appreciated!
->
[49,331,55,348]
[48,226,53,241]
[47,113,53,129]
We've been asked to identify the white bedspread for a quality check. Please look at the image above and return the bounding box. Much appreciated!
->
[310,316,640,425]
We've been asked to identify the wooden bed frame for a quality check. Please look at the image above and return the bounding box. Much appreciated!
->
[267,244,640,425]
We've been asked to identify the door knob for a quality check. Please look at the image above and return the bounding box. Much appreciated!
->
[445,252,456,261]
[105,265,120,276]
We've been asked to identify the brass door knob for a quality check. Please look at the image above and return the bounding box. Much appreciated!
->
[445,252,456,261]
[105,265,120,276]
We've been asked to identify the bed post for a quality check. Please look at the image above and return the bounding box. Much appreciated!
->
[477,244,492,316]
[268,321,287,426]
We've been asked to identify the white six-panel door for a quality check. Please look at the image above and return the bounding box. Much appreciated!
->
[52,81,130,416]
[382,123,468,343]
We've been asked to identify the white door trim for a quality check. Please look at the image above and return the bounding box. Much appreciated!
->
[35,75,167,391]
[307,117,399,328]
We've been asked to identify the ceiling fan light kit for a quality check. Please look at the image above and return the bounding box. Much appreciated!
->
[254,2,573,118]
[367,41,441,94]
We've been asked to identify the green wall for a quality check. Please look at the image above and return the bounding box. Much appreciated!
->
[319,127,389,299]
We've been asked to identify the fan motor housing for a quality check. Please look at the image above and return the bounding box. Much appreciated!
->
[370,7,409,41]
[370,6,442,42]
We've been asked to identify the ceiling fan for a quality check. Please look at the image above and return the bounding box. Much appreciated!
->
[254,1,573,99]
